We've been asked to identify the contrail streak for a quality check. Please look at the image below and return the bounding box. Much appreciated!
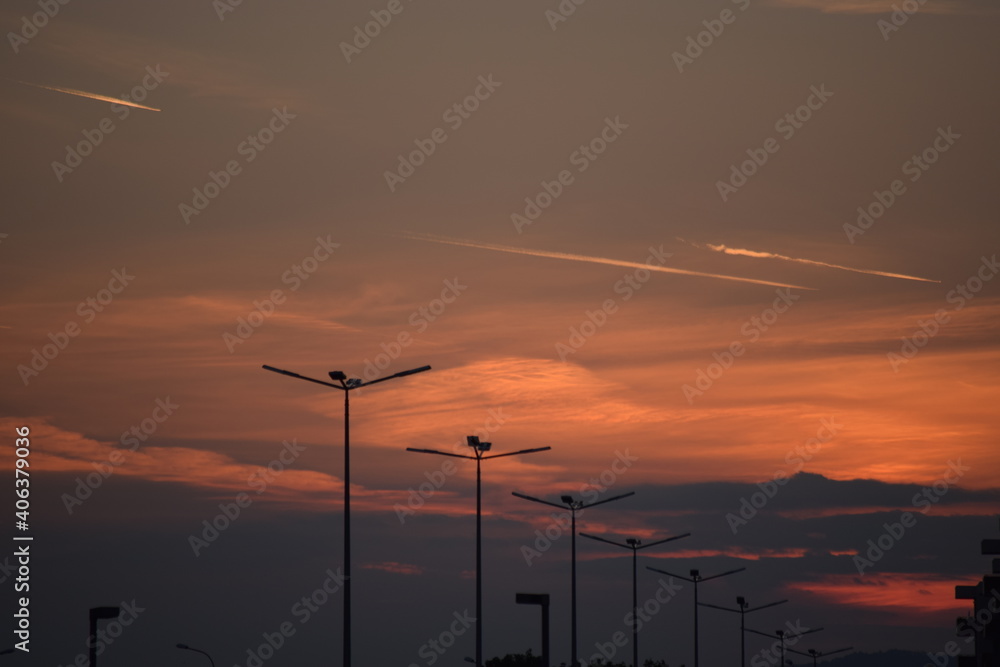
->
[399,232,816,290]
[682,239,939,283]
[5,78,160,111]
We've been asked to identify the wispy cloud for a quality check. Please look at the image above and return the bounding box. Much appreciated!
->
[399,232,816,290]
[681,239,939,283]
[4,77,160,111]
[764,0,999,14]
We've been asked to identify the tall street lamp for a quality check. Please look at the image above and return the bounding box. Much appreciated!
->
[89,607,120,667]
[646,565,745,667]
[581,532,691,667]
[788,646,853,666]
[407,436,551,667]
[262,363,431,667]
[698,596,787,667]
[176,643,216,667]
[512,490,636,667]
[745,626,823,667]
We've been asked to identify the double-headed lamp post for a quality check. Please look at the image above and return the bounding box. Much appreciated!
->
[745,626,824,667]
[646,565,746,667]
[698,596,787,667]
[176,643,215,667]
[407,436,551,667]
[512,490,636,667]
[788,646,853,666]
[262,363,431,667]
[581,532,691,667]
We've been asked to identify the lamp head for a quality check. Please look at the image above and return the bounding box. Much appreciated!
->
[328,371,346,381]
[560,495,574,505]
[690,568,699,578]
[467,435,480,448]
[626,538,640,547]
[176,644,189,649]
[736,595,746,607]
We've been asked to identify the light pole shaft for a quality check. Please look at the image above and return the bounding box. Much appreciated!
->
[740,609,745,667]
[694,580,699,667]
[571,509,577,667]
[343,391,351,667]
[476,456,482,667]
[631,549,638,667]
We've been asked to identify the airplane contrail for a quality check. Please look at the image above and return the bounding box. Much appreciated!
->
[4,77,160,111]
[681,239,939,283]
[399,232,816,290]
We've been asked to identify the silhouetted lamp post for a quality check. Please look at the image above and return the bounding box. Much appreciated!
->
[646,565,745,667]
[788,645,853,666]
[176,643,216,667]
[582,533,691,667]
[512,490,636,667]
[698,596,787,667]
[89,607,120,667]
[407,436,551,667]
[516,593,551,667]
[262,363,431,667]
[746,626,823,667]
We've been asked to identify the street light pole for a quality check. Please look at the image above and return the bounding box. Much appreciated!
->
[581,533,691,667]
[788,645,853,666]
[746,626,824,666]
[698,596,787,667]
[646,565,745,667]
[408,436,550,667]
[176,643,216,667]
[263,363,431,667]
[512,490,636,667]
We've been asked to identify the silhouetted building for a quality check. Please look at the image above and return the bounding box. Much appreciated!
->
[954,519,1000,666]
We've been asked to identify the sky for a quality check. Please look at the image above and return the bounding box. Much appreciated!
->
[1,0,999,666]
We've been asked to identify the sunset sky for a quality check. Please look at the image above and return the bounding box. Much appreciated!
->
[2,1,999,665]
